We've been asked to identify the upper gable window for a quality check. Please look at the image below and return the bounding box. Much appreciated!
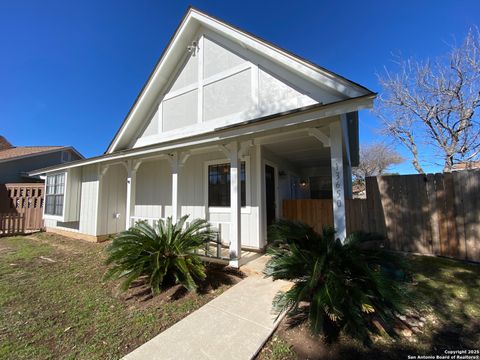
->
[203,38,246,78]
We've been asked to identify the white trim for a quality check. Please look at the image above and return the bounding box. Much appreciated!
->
[264,159,279,224]
[30,96,374,176]
[43,170,68,222]
[106,8,370,153]
[208,207,252,214]
[228,141,241,266]
[132,97,368,150]
[107,13,195,153]
[197,35,204,124]
[202,62,251,87]
[158,102,163,133]
[340,113,351,166]
[162,82,199,101]
[203,29,338,102]
[251,63,259,113]
[308,127,330,147]
[195,14,364,97]
[255,143,264,247]
[329,121,346,242]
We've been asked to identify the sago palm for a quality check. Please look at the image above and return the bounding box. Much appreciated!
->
[104,215,216,295]
[265,219,404,342]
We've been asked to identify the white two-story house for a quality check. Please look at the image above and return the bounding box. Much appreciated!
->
[30,7,375,267]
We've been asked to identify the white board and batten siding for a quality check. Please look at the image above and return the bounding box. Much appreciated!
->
[97,163,128,236]
[78,165,101,235]
[131,149,260,248]
[134,159,173,219]
[132,30,337,149]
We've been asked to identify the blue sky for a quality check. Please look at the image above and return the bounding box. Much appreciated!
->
[1,0,478,173]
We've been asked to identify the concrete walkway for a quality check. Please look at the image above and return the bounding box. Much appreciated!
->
[123,256,290,360]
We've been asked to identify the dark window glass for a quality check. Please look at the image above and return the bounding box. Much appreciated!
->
[45,173,65,216]
[208,162,246,207]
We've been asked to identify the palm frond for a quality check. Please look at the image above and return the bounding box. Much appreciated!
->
[264,220,406,342]
[104,215,215,295]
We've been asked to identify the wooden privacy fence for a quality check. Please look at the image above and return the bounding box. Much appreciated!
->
[0,183,44,234]
[282,199,370,235]
[366,171,480,262]
[0,213,25,236]
[282,170,480,262]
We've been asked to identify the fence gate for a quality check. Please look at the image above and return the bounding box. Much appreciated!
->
[0,183,44,235]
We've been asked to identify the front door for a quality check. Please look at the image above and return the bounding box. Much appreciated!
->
[265,165,276,227]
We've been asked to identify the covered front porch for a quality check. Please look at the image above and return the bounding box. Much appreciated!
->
[96,113,354,267]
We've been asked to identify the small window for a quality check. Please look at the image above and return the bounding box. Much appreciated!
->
[208,162,246,207]
[62,151,71,162]
[45,173,65,216]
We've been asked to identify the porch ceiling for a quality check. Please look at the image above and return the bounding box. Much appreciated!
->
[263,135,330,168]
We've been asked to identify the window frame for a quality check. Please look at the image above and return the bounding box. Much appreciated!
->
[44,172,67,219]
[204,157,251,214]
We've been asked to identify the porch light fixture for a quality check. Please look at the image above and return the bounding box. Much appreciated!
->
[187,41,198,56]
[299,179,308,187]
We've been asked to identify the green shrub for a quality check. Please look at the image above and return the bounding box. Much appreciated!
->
[104,215,216,295]
[265,219,405,343]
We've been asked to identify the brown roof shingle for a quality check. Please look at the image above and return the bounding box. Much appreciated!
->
[0,136,13,150]
[0,146,64,161]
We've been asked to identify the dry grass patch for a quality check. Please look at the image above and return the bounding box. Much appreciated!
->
[0,232,243,360]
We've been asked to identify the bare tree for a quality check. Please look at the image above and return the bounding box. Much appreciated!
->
[376,27,480,173]
[353,142,404,183]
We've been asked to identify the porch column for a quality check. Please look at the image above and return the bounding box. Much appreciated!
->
[170,153,180,223]
[125,160,140,229]
[228,142,241,268]
[330,121,347,242]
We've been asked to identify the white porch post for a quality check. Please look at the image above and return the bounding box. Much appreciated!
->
[170,153,180,223]
[126,161,133,229]
[330,121,347,242]
[125,160,140,229]
[228,142,241,268]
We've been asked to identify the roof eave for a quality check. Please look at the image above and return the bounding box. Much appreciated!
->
[29,93,375,177]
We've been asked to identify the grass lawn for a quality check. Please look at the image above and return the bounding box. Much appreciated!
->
[0,232,243,360]
[257,254,480,360]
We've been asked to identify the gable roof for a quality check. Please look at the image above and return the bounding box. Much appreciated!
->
[0,146,83,163]
[0,136,13,150]
[106,7,374,154]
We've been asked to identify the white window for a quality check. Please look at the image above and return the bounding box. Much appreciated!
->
[45,173,65,216]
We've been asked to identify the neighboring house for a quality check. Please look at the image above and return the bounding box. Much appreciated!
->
[0,136,83,184]
[30,8,375,267]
